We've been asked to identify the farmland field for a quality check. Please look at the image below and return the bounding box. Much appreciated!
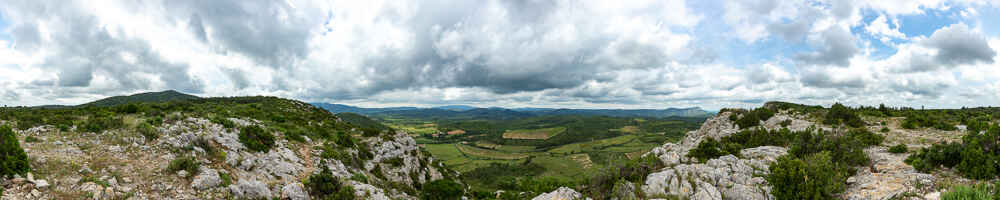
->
[502,127,566,139]
[374,114,706,192]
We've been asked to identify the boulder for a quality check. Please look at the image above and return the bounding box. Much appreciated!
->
[281,183,310,200]
[532,187,589,200]
[229,179,272,199]
[192,168,222,190]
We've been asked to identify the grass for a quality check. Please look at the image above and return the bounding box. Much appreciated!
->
[548,134,639,154]
[942,184,995,200]
[610,126,640,133]
[502,127,567,140]
[456,144,530,160]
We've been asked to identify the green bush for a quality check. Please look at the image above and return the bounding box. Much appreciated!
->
[889,144,907,153]
[421,179,464,200]
[956,147,996,180]
[166,156,200,178]
[847,129,884,146]
[686,137,727,162]
[24,135,41,143]
[138,122,158,141]
[1,125,30,178]
[768,152,848,200]
[824,103,864,127]
[880,127,890,133]
[306,166,355,200]
[219,172,232,187]
[905,142,963,172]
[239,125,275,152]
[733,108,775,128]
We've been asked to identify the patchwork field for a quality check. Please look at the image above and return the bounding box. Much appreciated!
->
[502,127,567,139]
[456,144,531,160]
[611,125,640,133]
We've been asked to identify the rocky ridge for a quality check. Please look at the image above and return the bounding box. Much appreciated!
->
[1,115,450,199]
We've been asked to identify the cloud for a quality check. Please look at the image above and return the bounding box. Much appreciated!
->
[924,23,996,65]
[796,26,859,67]
[0,0,998,110]
[865,15,906,42]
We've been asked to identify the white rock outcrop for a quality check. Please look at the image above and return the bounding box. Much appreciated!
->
[532,187,590,200]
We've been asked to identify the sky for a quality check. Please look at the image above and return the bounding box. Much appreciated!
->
[1,0,999,110]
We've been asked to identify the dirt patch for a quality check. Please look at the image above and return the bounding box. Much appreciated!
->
[447,129,466,135]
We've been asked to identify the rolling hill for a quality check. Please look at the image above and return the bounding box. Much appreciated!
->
[82,90,201,106]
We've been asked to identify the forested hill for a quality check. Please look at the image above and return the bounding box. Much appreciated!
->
[311,103,715,119]
[82,90,201,106]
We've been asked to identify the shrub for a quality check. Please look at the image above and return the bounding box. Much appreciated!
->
[385,157,405,167]
[824,103,864,127]
[138,122,158,141]
[889,144,907,154]
[239,125,275,152]
[306,166,355,200]
[121,104,140,114]
[1,125,30,178]
[219,172,232,187]
[687,137,727,162]
[905,142,963,173]
[847,129,884,146]
[166,156,200,178]
[880,127,890,133]
[733,108,775,129]
[421,179,464,200]
[768,152,848,200]
[24,135,41,143]
[956,147,996,180]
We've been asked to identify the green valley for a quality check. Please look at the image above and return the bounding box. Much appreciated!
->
[315,106,708,195]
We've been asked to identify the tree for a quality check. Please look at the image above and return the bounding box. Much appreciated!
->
[421,179,464,200]
[768,152,847,200]
[1,125,30,178]
[307,166,355,199]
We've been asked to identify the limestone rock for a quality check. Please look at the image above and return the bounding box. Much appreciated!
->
[281,183,309,200]
[192,168,222,190]
[532,187,589,200]
[229,179,272,199]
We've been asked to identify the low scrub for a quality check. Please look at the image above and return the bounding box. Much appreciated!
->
[906,121,1000,180]
[889,144,907,153]
[239,125,275,152]
[306,166,356,200]
[421,179,463,200]
[166,156,200,178]
[768,152,849,200]
[1,125,30,178]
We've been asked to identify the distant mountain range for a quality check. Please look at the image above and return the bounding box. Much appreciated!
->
[311,103,715,119]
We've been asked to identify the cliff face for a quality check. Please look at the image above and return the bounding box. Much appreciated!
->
[1,116,450,200]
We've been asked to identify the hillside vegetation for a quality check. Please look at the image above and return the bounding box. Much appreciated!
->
[0,93,458,199]
[82,90,201,107]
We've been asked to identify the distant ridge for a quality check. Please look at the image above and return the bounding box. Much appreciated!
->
[310,103,714,119]
[83,90,201,106]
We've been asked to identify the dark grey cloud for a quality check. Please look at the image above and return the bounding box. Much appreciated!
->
[796,27,859,66]
[308,0,695,98]
[163,0,320,68]
[2,1,204,94]
[924,23,995,65]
